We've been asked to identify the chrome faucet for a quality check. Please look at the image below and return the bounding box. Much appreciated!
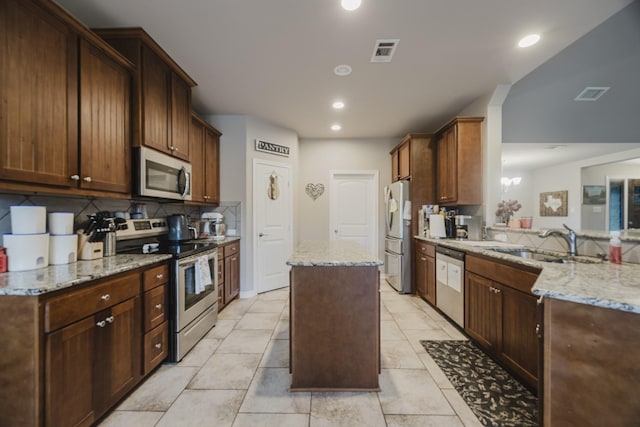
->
[538,224,577,257]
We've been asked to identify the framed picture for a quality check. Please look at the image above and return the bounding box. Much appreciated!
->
[540,190,568,216]
[582,185,606,205]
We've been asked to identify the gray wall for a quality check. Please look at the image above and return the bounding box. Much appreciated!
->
[502,1,640,144]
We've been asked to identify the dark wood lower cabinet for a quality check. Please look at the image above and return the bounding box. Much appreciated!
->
[465,255,540,392]
[0,263,168,427]
[219,240,241,311]
[46,297,141,426]
[414,239,436,305]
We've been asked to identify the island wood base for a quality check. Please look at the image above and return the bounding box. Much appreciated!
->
[289,265,380,391]
[544,298,640,426]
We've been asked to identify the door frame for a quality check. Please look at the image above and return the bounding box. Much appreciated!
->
[329,169,379,257]
[252,158,293,294]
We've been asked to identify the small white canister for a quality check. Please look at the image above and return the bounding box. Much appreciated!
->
[10,206,46,234]
[48,212,75,235]
[3,233,49,271]
[49,234,78,265]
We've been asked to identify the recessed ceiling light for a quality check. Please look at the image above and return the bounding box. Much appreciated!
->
[518,34,540,48]
[544,145,568,150]
[331,124,342,131]
[334,64,352,76]
[341,0,362,11]
[332,101,345,110]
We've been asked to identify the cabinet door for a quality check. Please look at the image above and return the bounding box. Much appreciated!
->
[189,116,206,203]
[79,39,130,194]
[218,257,226,309]
[499,285,538,389]
[464,272,499,351]
[46,316,96,427]
[141,47,170,154]
[391,150,399,182]
[94,297,141,415]
[225,253,240,302]
[425,256,436,306]
[415,248,427,298]
[0,0,78,188]
[204,128,220,204]
[437,126,457,203]
[398,142,410,180]
[170,73,191,160]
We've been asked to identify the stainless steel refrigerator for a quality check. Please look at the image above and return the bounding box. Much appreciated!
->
[384,180,411,293]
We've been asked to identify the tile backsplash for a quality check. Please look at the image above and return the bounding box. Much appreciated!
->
[486,227,640,264]
[0,193,241,245]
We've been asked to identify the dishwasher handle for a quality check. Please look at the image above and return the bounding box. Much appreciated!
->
[435,246,465,261]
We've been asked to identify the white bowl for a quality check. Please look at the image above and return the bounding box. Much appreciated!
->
[49,234,78,265]
[10,206,46,234]
[48,212,75,235]
[3,233,49,271]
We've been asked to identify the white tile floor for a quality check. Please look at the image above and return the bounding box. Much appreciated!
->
[98,281,482,427]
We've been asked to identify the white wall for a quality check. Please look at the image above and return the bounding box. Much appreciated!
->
[298,137,396,261]
[500,170,534,219]
[458,85,511,227]
[530,147,640,230]
[205,114,299,297]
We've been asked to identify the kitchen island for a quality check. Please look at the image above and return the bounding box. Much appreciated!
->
[286,240,382,391]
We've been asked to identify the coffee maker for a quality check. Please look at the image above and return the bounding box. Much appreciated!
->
[455,215,482,240]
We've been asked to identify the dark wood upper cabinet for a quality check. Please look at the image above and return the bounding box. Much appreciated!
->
[189,112,221,205]
[94,28,197,162]
[0,0,133,197]
[435,117,484,205]
[0,0,78,188]
[79,39,131,194]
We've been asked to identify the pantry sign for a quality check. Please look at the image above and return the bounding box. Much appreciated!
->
[255,139,290,157]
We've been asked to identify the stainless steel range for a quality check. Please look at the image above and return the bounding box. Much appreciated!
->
[116,218,218,362]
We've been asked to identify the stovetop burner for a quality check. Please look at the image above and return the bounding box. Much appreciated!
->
[115,217,217,258]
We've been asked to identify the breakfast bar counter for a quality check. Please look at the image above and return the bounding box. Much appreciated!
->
[286,240,383,391]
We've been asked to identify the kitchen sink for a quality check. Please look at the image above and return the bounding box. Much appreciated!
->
[488,248,603,264]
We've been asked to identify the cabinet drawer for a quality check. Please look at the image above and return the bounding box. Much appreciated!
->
[45,272,140,332]
[466,255,540,294]
[143,321,168,374]
[144,285,167,332]
[143,264,169,291]
[223,241,240,258]
[416,240,435,258]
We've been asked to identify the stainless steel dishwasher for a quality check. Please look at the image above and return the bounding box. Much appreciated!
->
[435,246,465,327]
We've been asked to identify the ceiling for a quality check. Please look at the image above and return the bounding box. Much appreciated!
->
[54,0,634,139]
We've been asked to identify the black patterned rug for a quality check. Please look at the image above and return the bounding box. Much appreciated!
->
[421,340,538,427]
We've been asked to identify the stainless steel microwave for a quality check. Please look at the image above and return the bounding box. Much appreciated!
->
[134,147,192,201]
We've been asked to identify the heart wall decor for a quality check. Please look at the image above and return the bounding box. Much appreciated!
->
[305,183,325,201]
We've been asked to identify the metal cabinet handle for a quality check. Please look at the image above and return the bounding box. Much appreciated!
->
[155,303,163,310]
[96,320,106,328]
[101,294,110,301]
[170,145,175,151]
[105,316,114,324]
[155,343,162,349]
[156,274,164,280]
[83,176,92,183]
[70,174,80,181]
[537,296,543,305]
[535,324,541,334]
[421,257,427,261]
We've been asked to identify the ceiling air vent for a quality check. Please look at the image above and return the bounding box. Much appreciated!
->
[574,86,610,101]
[371,39,399,63]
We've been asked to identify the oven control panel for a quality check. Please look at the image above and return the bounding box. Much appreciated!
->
[116,218,168,240]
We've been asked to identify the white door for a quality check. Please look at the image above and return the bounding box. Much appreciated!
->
[253,160,292,294]
[329,170,379,257]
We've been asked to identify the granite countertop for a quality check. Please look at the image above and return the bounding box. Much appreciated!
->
[287,240,383,267]
[0,254,172,296]
[193,236,241,245]
[415,235,640,314]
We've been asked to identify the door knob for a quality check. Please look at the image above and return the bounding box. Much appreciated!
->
[334,229,338,234]
[258,233,265,237]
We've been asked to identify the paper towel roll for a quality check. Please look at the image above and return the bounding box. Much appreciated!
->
[429,215,446,238]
